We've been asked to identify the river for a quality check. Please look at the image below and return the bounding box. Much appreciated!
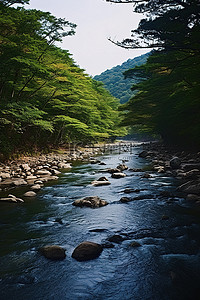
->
[0,145,200,300]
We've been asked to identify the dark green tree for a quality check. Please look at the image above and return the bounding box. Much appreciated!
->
[106,0,200,147]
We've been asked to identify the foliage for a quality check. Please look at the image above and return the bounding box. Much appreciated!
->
[106,0,200,148]
[0,2,124,158]
[94,53,149,104]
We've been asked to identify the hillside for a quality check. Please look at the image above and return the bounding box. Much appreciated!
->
[93,53,150,104]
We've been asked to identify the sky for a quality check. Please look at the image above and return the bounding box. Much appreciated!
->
[25,0,149,76]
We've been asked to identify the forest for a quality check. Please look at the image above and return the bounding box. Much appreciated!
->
[106,0,200,148]
[0,0,125,159]
[94,53,149,104]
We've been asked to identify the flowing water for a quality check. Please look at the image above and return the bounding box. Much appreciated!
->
[0,145,200,300]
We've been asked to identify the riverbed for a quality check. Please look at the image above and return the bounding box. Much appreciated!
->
[0,145,200,300]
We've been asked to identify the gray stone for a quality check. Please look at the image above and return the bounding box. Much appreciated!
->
[111,172,126,179]
[91,180,111,187]
[73,196,108,208]
[24,191,37,197]
[120,197,132,203]
[117,164,128,171]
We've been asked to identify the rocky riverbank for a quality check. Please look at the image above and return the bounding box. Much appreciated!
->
[0,146,101,202]
[140,142,200,207]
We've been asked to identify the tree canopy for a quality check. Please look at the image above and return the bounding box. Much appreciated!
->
[106,0,200,147]
[0,1,125,158]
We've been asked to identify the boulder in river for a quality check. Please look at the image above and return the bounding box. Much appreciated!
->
[40,245,66,260]
[72,196,108,208]
[72,241,103,261]
[91,177,111,187]
[108,234,125,244]
[120,197,132,203]
[117,164,128,171]
[111,172,126,179]
[24,191,37,197]
[103,168,121,174]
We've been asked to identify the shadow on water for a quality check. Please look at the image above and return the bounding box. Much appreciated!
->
[0,146,200,300]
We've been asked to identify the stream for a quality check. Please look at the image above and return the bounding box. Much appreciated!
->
[0,145,200,300]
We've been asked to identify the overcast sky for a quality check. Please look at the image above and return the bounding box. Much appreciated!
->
[26,0,148,76]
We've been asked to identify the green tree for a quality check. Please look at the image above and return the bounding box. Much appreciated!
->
[106,0,200,147]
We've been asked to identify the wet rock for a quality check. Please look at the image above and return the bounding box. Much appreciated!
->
[141,173,152,179]
[104,168,121,174]
[170,157,181,169]
[111,172,126,179]
[117,164,128,171]
[108,235,125,244]
[99,162,106,165]
[24,191,37,197]
[129,168,142,172]
[54,218,63,224]
[90,159,100,164]
[72,196,108,208]
[91,180,111,186]
[101,242,115,248]
[120,197,132,203]
[72,241,103,261]
[129,241,141,247]
[97,176,109,181]
[91,176,111,186]
[40,245,66,260]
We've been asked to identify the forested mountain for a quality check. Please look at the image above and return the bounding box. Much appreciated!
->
[107,0,200,148]
[93,53,149,104]
[0,0,125,159]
